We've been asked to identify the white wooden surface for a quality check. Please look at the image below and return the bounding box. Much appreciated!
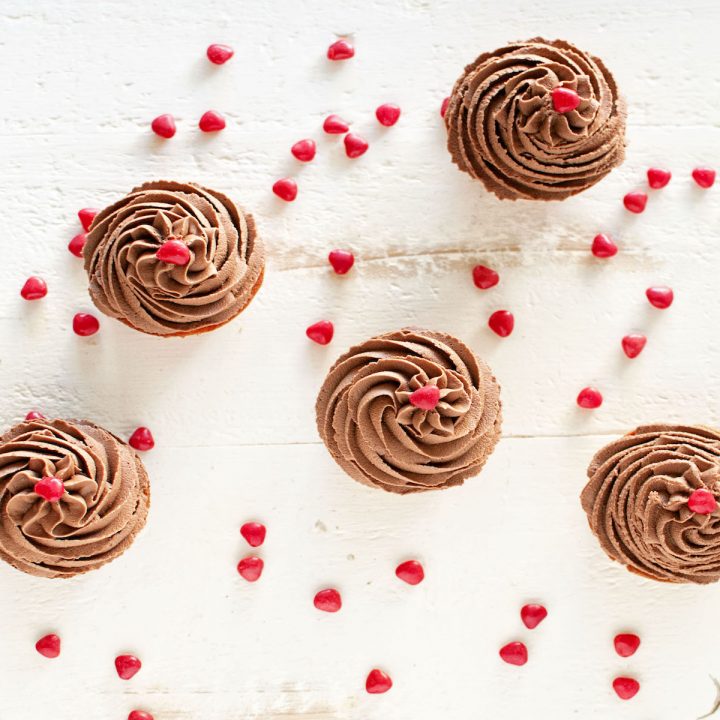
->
[1,0,719,718]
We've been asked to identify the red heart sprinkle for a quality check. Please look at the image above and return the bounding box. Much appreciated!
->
[395,560,425,585]
[34,476,65,502]
[688,488,718,515]
[314,588,342,612]
[25,410,46,421]
[128,711,154,720]
[240,522,267,547]
[78,208,99,231]
[344,133,368,158]
[692,167,716,189]
[199,110,226,132]
[621,334,647,359]
[115,654,142,680]
[488,310,514,337]
[327,39,354,61]
[206,43,234,65]
[68,233,87,257]
[647,168,671,189]
[20,276,48,301]
[366,668,392,694]
[409,386,440,411]
[156,239,191,265]
[520,603,548,630]
[35,633,61,658]
[623,191,648,214]
[73,313,100,337]
[291,139,316,162]
[613,677,640,700]
[591,233,618,258]
[577,387,602,409]
[376,103,401,127]
[328,249,355,275]
[237,556,264,582]
[499,641,528,666]
[323,114,350,134]
[129,427,154,452]
[273,178,298,202]
[551,86,580,113]
[614,633,641,657]
[646,285,673,309]
[472,264,499,289]
[151,114,176,139]
[306,320,334,345]
[440,96,450,118]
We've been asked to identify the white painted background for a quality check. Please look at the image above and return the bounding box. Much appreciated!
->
[1,0,719,718]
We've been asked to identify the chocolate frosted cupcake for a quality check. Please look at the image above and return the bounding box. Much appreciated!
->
[445,38,626,200]
[0,418,150,578]
[581,425,720,584]
[84,181,265,336]
[316,328,502,494]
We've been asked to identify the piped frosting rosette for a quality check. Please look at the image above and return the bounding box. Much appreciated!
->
[316,328,502,494]
[445,38,626,200]
[581,425,720,584]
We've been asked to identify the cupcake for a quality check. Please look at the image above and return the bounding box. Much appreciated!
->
[581,425,720,584]
[0,418,150,578]
[445,38,626,201]
[83,181,265,336]
[316,328,502,494]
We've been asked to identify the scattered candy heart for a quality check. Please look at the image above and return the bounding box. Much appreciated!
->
[78,208,98,231]
[621,334,647,359]
[240,522,266,547]
[306,320,334,345]
[520,603,548,630]
[115,654,142,680]
[73,313,100,336]
[551,86,580,113]
[623,191,648,214]
[272,178,298,202]
[129,427,154,452]
[395,559,425,585]
[156,239,191,266]
[68,233,87,258]
[323,114,350,134]
[206,43,234,64]
[128,711,154,720]
[612,677,640,700]
[291,139,316,162]
[577,387,602,409]
[688,488,718,515]
[199,110,226,132]
[488,310,514,337]
[499,641,528,666]
[646,285,673,309]
[472,264,499,289]
[409,386,440,411]
[20,276,47,301]
[344,133,368,158]
[647,168,671,189]
[375,103,401,127]
[440,96,450,118]
[327,39,354,61]
[328,249,355,275]
[151,114,176,139]
[614,633,641,658]
[314,588,342,613]
[34,476,65,503]
[366,668,393,694]
[25,410,45,421]
[35,634,61,659]
[237,556,264,582]
[692,167,716,189]
[591,234,617,258]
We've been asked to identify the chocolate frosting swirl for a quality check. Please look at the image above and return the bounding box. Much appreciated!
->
[84,181,265,336]
[0,419,150,578]
[316,328,502,494]
[445,38,626,201]
[581,425,720,584]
